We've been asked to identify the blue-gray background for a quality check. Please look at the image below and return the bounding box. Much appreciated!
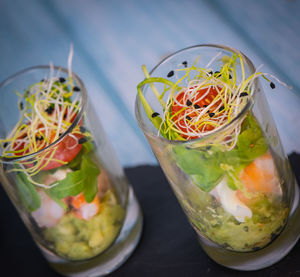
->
[1,0,299,167]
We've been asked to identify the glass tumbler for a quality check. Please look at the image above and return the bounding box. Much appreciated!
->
[135,44,300,270]
[0,66,143,276]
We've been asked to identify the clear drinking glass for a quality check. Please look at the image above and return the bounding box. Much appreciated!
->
[135,44,300,270]
[0,65,143,276]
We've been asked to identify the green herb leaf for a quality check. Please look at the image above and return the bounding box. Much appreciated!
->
[235,113,268,161]
[68,141,95,170]
[82,155,100,202]
[68,150,83,170]
[50,154,100,202]
[16,173,41,212]
[173,145,224,192]
[50,170,85,199]
[82,140,95,153]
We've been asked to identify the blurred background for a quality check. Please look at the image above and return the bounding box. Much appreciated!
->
[1,0,299,167]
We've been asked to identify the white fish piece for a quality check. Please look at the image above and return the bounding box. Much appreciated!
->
[213,178,252,223]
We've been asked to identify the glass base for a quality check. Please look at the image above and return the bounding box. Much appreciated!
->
[198,182,300,271]
[39,187,143,277]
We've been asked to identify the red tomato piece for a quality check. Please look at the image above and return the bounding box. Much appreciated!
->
[14,111,84,170]
[171,86,223,139]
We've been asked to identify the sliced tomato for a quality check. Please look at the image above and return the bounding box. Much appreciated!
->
[41,133,83,170]
[14,110,84,170]
[171,86,223,139]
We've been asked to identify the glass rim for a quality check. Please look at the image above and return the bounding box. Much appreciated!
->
[135,44,257,146]
[0,65,87,163]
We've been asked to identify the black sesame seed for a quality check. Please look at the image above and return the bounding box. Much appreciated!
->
[186,116,192,121]
[208,71,213,76]
[45,106,54,115]
[219,106,225,112]
[186,99,192,106]
[240,92,248,97]
[182,61,188,67]
[59,77,66,83]
[270,82,275,89]
[214,71,221,77]
[203,105,208,108]
[35,136,43,141]
[151,112,160,118]
[209,112,215,118]
[73,86,80,91]
[167,70,174,78]
[19,102,24,110]
[229,74,232,79]
[40,79,45,82]
[3,142,8,148]
[78,137,87,144]
[79,126,86,133]
[194,104,200,109]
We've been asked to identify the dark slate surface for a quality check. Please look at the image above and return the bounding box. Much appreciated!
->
[0,153,300,277]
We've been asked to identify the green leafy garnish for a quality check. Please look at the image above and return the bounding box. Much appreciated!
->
[82,156,100,202]
[235,113,268,161]
[173,113,268,192]
[49,170,85,199]
[16,172,41,212]
[173,145,224,192]
[50,153,100,202]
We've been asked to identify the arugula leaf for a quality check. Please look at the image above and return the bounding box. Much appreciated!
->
[16,173,41,212]
[173,145,224,192]
[235,114,268,161]
[50,170,85,199]
[50,153,100,202]
[82,155,100,202]
[171,113,268,193]
[68,141,95,170]
[82,140,95,153]
[68,150,83,170]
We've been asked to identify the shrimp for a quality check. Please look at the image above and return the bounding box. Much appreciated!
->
[31,169,71,227]
[71,193,100,220]
[237,152,282,203]
[70,170,110,220]
[32,190,65,228]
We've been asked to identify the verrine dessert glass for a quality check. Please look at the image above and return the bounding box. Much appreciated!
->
[0,65,143,276]
[135,44,300,270]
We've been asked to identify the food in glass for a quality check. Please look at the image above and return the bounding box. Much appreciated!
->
[135,45,299,270]
[0,64,142,276]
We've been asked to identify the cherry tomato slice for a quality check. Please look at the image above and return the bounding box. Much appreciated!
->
[171,86,223,139]
[14,109,84,170]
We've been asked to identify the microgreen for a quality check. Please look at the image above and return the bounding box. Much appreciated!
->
[137,53,285,149]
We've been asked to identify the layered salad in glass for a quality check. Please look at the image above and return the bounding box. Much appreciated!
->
[137,53,289,252]
[0,69,125,260]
